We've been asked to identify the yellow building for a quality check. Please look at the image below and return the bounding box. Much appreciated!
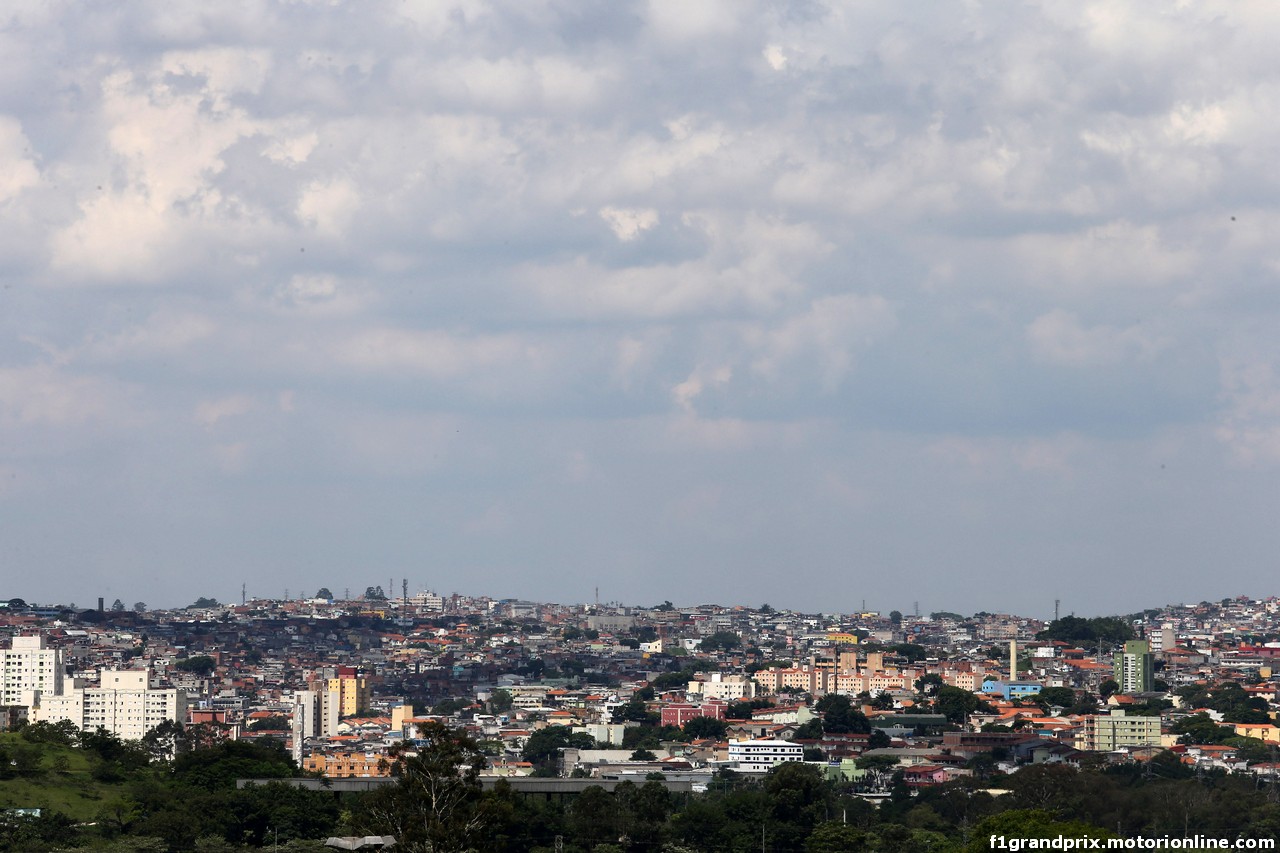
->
[326,676,370,717]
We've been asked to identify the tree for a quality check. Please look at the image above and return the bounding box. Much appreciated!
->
[698,631,742,652]
[522,726,596,771]
[1099,679,1120,698]
[1173,713,1235,745]
[631,748,657,760]
[915,673,945,696]
[316,587,333,600]
[815,694,870,734]
[682,716,729,740]
[176,655,217,676]
[889,609,903,625]
[794,718,823,740]
[111,598,125,612]
[355,721,490,852]
[364,586,387,600]
[1035,686,1078,710]
[133,601,147,613]
[488,689,513,714]
[807,821,867,853]
[189,597,220,609]
[936,686,987,724]
[1036,616,1133,645]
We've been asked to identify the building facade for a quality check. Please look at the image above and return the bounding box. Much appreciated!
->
[34,669,186,741]
[1076,710,1161,752]
[727,738,804,773]
[3,635,65,706]
[1113,641,1155,693]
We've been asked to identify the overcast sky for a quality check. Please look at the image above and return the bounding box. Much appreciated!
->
[2,1,1278,617]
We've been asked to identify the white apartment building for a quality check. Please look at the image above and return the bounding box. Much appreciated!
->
[2,635,65,705]
[688,672,757,701]
[727,738,804,773]
[33,669,186,741]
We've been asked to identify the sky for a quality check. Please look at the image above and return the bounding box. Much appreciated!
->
[2,1,1279,617]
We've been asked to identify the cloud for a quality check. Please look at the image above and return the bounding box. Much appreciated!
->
[1026,309,1167,367]
[194,395,254,428]
[0,365,134,428]
[4,1,1280,613]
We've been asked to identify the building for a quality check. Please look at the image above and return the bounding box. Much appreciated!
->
[302,751,391,778]
[660,699,727,728]
[1076,710,1161,752]
[33,669,186,741]
[688,673,757,701]
[981,680,1043,701]
[2,635,65,706]
[327,668,370,717]
[727,738,803,773]
[1113,641,1154,694]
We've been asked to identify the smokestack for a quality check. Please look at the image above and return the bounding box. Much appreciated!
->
[98,597,104,613]
[1009,639,1017,679]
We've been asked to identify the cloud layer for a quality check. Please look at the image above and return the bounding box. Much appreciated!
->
[2,1,1278,615]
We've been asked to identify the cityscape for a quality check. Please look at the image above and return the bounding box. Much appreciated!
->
[3,591,1280,849]
[4,0,1280,850]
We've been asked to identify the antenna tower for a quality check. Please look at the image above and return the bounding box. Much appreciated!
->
[242,583,246,606]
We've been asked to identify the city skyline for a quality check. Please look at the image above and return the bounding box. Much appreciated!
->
[2,3,1279,615]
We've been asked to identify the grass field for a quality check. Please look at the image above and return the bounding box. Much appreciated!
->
[0,732,134,821]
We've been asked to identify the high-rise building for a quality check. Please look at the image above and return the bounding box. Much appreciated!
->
[2,635,65,705]
[326,669,370,717]
[1113,640,1154,693]
[33,669,186,741]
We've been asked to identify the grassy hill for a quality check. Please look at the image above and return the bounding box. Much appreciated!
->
[0,731,135,821]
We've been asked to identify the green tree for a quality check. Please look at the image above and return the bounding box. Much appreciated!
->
[488,689,513,713]
[176,655,217,676]
[1035,686,1078,710]
[935,685,988,724]
[967,809,1113,852]
[915,673,945,696]
[682,715,729,740]
[815,694,870,734]
[522,726,596,772]
[315,587,333,599]
[806,820,867,852]
[698,631,742,652]
[355,721,490,852]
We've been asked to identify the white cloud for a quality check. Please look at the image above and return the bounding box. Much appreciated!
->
[0,116,39,203]
[194,395,253,428]
[599,206,659,241]
[1026,310,1167,367]
[1216,359,1280,464]
[0,365,133,428]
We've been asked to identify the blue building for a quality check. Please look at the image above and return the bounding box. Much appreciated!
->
[981,680,1043,700]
